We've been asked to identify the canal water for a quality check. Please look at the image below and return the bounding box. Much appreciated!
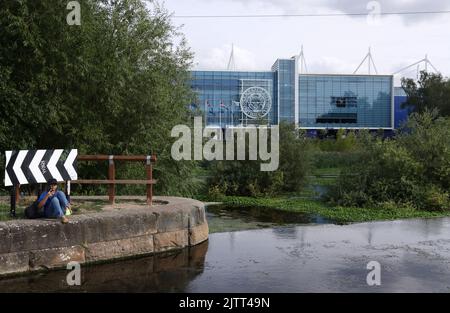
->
[206,204,332,233]
[1,206,450,292]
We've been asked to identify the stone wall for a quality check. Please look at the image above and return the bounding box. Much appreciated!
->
[0,197,208,277]
[0,241,209,292]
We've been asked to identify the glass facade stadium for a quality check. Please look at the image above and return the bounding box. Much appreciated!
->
[190,56,395,130]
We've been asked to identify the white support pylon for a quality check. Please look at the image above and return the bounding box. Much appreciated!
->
[354,47,379,75]
[227,43,236,71]
[298,45,308,74]
[392,54,440,77]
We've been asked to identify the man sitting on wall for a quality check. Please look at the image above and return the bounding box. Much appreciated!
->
[37,179,72,224]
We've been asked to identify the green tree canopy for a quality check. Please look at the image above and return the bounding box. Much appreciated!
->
[207,122,312,197]
[0,0,197,195]
[401,71,450,117]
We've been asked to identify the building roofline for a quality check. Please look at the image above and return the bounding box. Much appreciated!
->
[190,69,273,73]
[299,127,394,130]
[299,73,394,78]
[190,70,394,77]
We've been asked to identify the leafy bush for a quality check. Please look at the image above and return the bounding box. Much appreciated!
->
[311,130,370,170]
[327,111,450,211]
[313,129,358,152]
[312,151,363,169]
[207,122,312,197]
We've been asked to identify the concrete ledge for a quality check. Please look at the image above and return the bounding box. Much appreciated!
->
[189,223,209,246]
[0,241,209,292]
[29,246,85,270]
[0,197,208,277]
[0,252,29,276]
[154,229,189,252]
[85,235,154,262]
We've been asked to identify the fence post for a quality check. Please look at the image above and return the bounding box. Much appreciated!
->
[108,155,115,204]
[146,155,152,206]
[65,180,71,203]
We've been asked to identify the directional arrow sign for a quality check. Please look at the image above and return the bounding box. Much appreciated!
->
[29,150,47,183]
[4,151,12,187]
[64,149,78,180]
[4,149,78,186]
[12,150,28,185]
[47,149,64,182]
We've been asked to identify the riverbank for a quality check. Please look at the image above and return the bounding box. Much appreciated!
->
[3,217,450,292]
[207,196,450,224]
[0,196,208,277]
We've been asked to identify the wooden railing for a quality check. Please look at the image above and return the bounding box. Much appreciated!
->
[7,154,157,217]
[73,154,157,205]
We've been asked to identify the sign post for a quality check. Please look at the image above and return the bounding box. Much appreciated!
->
[10,186,16,217]
[4,149,78,217]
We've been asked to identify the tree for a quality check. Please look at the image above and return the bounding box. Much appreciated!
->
[0,0,197,196]
[327,111,450,211]
[401,71,450,117]
[207,122,312,197]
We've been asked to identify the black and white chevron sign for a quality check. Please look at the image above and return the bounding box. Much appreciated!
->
[4,149,77,187]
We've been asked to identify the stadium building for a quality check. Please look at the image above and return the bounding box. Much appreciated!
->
[189,54,417,134]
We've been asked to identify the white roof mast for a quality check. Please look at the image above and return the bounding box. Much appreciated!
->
[298,45,308,74]
[392,54,440,80]
[227,43,236,71]
[354,47,379,75]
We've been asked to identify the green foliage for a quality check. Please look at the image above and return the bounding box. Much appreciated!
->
[327,112,450,211]
[312,129,358,152]
[277,123,311,191]
[311,130,373,169]
[399,111,450,191]
[402,71,450,117]
[0,0,197,196]
[207,122,312,197]
[216,196,450,224]
[312,151,360,169]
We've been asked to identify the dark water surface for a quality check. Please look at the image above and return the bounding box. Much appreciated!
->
[1,217,450,292]
[206,204,332,233]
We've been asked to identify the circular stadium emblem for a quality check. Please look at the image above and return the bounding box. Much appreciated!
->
[240,87,271,119]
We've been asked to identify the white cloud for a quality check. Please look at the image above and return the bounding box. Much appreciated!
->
[308,56,357,74]
[164,0,450,79]
[196,44,259,71]
[223,0,450,24]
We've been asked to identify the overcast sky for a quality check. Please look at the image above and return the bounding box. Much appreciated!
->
[161,0,450,85]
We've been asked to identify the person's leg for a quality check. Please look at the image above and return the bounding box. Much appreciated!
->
[55,190,69,214]
[45,197,64,218]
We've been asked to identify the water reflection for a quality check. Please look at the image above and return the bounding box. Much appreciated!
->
[206,204,333,234]
[185,217,450,292]
[271,227,298,240]
[0,241,208,293]
[2,217,450,292]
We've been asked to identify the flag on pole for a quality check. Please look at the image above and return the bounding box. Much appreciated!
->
[206,100,214,115]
